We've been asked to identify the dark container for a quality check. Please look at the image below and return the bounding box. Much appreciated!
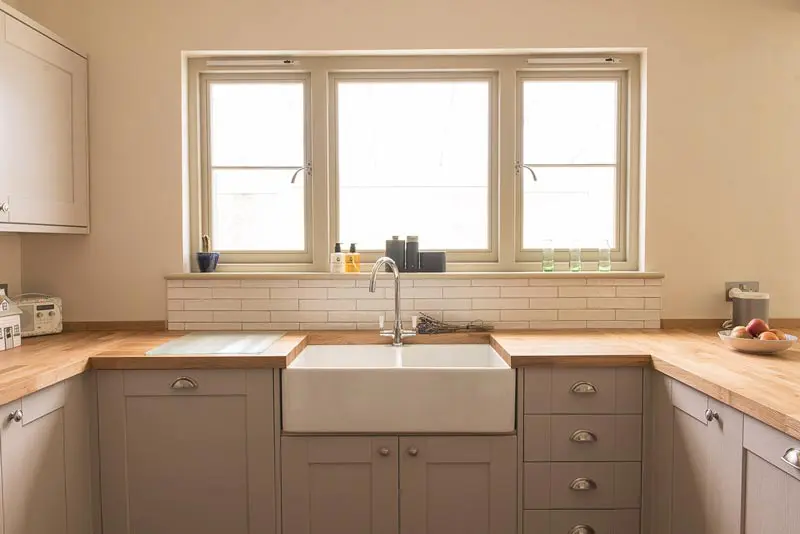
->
[196,252,220,273]
[405,236,420,272]
[385,236,406,272]
[419,251,446,272]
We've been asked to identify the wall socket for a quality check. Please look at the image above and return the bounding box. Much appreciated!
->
[724,281,760,302]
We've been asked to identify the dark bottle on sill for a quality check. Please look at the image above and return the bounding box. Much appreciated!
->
[405,236,420,272]
[385,236,405,272]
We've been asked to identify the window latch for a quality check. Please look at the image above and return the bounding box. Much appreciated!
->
[290,163,312,184]
[515,162,538,182]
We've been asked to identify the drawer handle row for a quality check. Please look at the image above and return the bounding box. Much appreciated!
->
[570,526,595,534]
[782,448,800,470]
[570,381,597,395]
[569,477,597,491]
[7,409,22,423]
[170,377,199,390]
[570,430,598,443]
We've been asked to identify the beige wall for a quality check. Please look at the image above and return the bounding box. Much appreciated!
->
[15,0,800,321]
[0,235,22,296]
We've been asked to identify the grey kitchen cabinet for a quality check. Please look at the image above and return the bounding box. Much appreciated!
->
[97,370,277,534]
[281,435,516,534]
[0,375,94,534]
[742,416,800,534]
[281,436,400,534]
[649,373,744,534]
[0,7,89,232]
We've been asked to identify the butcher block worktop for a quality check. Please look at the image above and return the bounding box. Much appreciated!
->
[0,329,799,439]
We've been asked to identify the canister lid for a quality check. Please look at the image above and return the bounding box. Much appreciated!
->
[730,288,769,300]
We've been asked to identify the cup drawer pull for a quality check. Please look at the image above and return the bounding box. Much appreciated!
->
[569,477,597,491]
[570,526,595,534]
[170,377,199,390]
[570,430,598,443]
[782,448,800,470]
[570,381,598,394]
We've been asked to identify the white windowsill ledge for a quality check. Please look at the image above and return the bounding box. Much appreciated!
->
[166,271,664,280]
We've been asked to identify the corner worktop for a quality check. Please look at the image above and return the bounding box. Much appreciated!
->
[1,328,799,440]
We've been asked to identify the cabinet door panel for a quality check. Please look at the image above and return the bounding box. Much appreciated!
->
[0,14,88,228]
[744,452,800,534]
[281,436,399,534]
[399,435,516,534]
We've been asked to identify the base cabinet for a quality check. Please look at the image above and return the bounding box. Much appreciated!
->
[0,375,93,534]
[281,435,516,534]
[97,370,277,534]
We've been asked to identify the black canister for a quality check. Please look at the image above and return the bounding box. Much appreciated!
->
[385,236,406,271]
[405,236,420,272]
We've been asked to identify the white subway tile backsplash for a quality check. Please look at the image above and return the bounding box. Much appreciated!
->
[271,311,328,323]
[413,279,471,287]
[328,288,384,299]
[241,280,299,288]
[444,287,500,299]
[414,299,471,310]
[242,299,299,311]
[168,311,213,322]
[168,322,185,330]
[357,299,414,311]
[502,287,558,298]
[272,288,327,299]
[299,279,356,288]
[184,279,241,288]
[242,323,300,331]
[167,300,184,311]
[213,311,271,322]
[586,278,644,286]
[329,311,387,323]
[529,298,587,310]
[300,300,357,311]
[166,280,184,287]
[167,288,212,299]
[471,279,528,287]
[395,287,443,299]
[559,286,616,298]
[300,323,357,330]
[212,288,271,299]
[645,279,663,286]
[558,309,615,321]
[530,321,587,330]
[493,321,531,330]
[357,279,413,288]
[645,298,662,310]
[615,310,661,321]
[184,299,242,311]
[645,320,662,329]
[472,298,529,310]
[616,286,662,298]
[185,322,243,331]
[529,278,587,286]
[587,320,645,329]
[500,310,558,321]
[586,297,645,309]
[442,310,501,322]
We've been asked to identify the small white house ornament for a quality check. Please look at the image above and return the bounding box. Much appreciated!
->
[0,290,22,351]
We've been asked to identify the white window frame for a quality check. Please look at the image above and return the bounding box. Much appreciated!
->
[187,53,641,272]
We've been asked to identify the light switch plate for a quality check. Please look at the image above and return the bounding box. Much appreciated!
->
[725,281,760,302]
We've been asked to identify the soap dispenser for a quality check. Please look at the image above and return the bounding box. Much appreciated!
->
[345,243,361,273]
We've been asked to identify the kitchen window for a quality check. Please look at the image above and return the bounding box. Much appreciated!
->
[187,54,641,271]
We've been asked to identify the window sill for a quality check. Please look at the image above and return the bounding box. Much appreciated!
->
[166,271,664,281]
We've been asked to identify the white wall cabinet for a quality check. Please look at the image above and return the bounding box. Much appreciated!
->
[0,7,89,232]
[0,375,94,534]
[97,370,277,534]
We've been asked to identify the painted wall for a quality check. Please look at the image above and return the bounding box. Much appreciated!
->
[15,0,800,320]
[0,235,22,297]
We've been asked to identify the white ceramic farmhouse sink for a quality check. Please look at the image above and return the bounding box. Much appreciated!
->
[282,344,515,433]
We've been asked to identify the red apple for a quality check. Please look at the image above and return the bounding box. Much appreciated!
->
[759,331,779,341]
[746,319,770,338]
[730,326,751,339]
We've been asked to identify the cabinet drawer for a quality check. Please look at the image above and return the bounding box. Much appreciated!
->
[744,415,800,482]
[20,380,65,423]
[121,370,249,396]
[670,378,709,423]
[524,509,640,534]
[524,368,643,414]
[524,462,641,510]
[524,415,642,462]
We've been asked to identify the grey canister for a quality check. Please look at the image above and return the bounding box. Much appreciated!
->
[731,290,769,327]
[385,236,406,272]
[419,251,446,272]
[405,236,420,272]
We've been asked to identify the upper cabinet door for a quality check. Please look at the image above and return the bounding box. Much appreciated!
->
[0,12,89,231]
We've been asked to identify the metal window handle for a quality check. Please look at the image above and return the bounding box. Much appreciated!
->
[289,163,312,184]
[0,203,8,213]
[7,409,22,423]
[378,447,391,457]
[569,477,597,491]
[705,409,719,422]
[515,162,539,182]
[782,448,800,470]
[407,447,419,457]
[571,381,598,394]
[570,430,598,443]
[170,377,199,390]
[570,526,595,534]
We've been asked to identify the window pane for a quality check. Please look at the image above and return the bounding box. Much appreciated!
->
[522,167,616,249]
[209,82,304,167]
[212,169,305,251]
[522,80,618,164]
[337,80,490,250]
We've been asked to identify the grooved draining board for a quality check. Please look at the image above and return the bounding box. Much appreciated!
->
[146,332,285,355]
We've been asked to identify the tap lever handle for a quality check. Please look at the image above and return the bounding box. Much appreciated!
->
[379,315,385,329]
[411,315,418,330]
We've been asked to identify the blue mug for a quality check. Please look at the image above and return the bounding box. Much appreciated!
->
[196,252,220,273]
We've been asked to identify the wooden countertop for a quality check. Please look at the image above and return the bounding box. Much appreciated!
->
[1,328,799,440]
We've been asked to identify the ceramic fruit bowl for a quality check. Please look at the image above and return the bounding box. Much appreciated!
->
[718,330,798,355]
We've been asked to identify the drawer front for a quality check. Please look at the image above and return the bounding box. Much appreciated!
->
[20,380,66,424]
[524,509,640,534]
[524,415,642,462]
[670,378,709,423]
[524,462,641,510]
[744,415,800,482]
[525,368,643,415]
[121,370,249,396]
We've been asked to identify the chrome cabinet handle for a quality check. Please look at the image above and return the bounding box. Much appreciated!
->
[571,381,597,394]
[378,447,390,457]
[705,409,719,422]
[569,526,595,534]
[0,203,8,213]
[569,477,597,491]
[170,376,199,390]
[782,448,800,470]
[570,430,598,443]
[407,447,419,457]
[7,409,22,423]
